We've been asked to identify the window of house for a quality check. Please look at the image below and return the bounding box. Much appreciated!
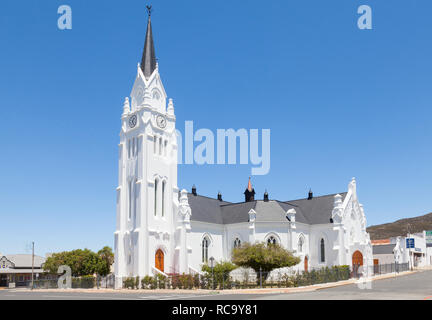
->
[267,235,277,245]
[234,238,241,248]
[162,181,166,217]
[202,237,210,263]
[128,180,132,220]
[320,238,325,263]
[159,137,162,155]
[154,179,158,216]
[298,236,304,253]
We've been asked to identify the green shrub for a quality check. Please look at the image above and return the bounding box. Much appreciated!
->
[123,277,135,289]
[141,276,153,289]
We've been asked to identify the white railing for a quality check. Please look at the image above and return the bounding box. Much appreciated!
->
[189,266,203,276]
[151,266,168,277]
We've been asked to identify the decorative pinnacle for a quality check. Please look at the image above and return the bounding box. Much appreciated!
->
[146,5,152,17]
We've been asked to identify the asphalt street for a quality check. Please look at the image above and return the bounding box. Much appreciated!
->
[1,270,431,300]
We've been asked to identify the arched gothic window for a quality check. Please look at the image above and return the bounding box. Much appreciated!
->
[320,238,325,263]
[161,181,166,217]
[298,236,304,253]
[128,180,133,220]
[202,237,210,263]
[154,179,158,216]
[267,235,277,245]
[233,238,241,249]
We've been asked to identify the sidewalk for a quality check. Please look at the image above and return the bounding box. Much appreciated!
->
[13,268,424,295]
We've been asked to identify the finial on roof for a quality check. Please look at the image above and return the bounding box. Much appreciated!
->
[146,5,152,16]
[264,189,269,202]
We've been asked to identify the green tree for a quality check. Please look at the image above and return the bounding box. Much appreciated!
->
[43,247,113,277]
[231,242,300,280]
[97,246,114,276]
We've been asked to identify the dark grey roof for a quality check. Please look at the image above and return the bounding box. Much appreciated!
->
[282,193,348,225]
[140,14,157,79]
[188,192,347,225]
[373,244,395,255]
[187,194,230,224]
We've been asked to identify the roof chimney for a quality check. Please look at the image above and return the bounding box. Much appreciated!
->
[264,190,269,202]
[217,192,222,201]
[244,177,255,202]
[192,184,197,196]
[308,189,313,200]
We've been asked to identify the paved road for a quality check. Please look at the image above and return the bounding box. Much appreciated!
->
[1,270,431,300]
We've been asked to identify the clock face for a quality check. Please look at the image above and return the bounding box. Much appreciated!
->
[128,115,137,128]
[156,115,167,129]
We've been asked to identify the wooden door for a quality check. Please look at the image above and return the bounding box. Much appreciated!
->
[304,256,308,272]
[155,249,164,272]
[352,250,363,266]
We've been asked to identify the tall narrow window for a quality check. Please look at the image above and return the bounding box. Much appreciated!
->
[234,238,241,248]
[320,238,325,263]
[128,180,132,220]
[154,179,158,216]
[128,139,131,159]
[298,236,304,253]
[154,136,157,154]
[159,137,162,155]
[161,181,166,217]
[164,140,168,156]
[202,237,210,263]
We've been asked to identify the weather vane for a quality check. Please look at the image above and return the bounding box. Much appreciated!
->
[146,5,152,17]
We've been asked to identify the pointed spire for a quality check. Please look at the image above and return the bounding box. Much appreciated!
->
[244,177,255,202]
[247,177,253,192]
[141,5,157,80]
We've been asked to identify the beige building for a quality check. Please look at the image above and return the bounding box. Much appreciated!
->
[0,254,45,288]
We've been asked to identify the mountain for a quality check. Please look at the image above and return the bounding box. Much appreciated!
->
[366,212,432,240]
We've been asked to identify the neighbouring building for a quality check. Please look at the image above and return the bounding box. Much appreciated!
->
[372,231,432,268]
[0,254,45,288]
[114,11,374,288]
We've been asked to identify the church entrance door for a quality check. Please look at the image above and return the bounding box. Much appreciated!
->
[352,250,363,278]
[155,249,164,273]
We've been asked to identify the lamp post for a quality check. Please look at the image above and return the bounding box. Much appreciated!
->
[209,257,215,290]
[31,241,34,290]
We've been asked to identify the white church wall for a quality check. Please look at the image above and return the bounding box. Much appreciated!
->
[309,224,339,269]
[188,222,225,271]
[224,223,251,258]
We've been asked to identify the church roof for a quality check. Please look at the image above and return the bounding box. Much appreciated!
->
[187,192,348,225]
[140,8,157,80]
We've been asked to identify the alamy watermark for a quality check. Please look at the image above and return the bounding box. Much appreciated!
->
[176,121,271,176]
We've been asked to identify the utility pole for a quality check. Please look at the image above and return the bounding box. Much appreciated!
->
[31,241,34,290]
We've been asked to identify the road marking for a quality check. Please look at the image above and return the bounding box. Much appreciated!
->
[139,295,175,300]
[159,294,219,300]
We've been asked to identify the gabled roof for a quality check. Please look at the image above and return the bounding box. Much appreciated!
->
[372,244,395,255]
[3,254,45,268]
[187,192,347,225]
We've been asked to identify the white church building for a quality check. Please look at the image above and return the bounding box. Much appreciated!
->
[114,12,373,287]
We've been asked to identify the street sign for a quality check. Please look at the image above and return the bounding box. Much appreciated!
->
[406,238,415,249]
[426,231,432,248]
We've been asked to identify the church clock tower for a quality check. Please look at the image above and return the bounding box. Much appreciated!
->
[114,8,180,288]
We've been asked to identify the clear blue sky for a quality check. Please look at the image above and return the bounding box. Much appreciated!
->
[1,0,431,256]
